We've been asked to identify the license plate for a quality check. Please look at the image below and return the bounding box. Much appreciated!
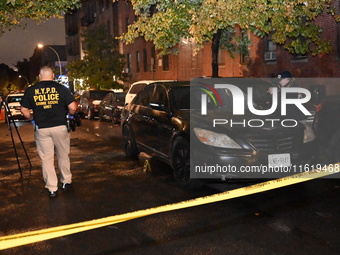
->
[268,153,291,168]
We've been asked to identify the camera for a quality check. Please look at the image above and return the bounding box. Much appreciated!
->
[67,112,82,132]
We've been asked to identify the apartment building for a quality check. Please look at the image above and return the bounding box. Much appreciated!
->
[65,0,340,92]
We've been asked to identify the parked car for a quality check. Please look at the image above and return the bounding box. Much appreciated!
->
[78,90,111,119]
[313,95,340,163]
[125,80,175,106]
[5,91,27,121]
[99,92,126,123]
[121,79,316,189]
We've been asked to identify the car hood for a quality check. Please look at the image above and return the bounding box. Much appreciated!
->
[190,109,305,134]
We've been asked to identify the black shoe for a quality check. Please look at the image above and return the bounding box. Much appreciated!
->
[49,190,58,198]
[61,183,73,191]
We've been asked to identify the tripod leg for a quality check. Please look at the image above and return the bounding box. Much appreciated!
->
[12,120,32,170]
[12,115,32,170]
[2,101,26,179]
[6,115,23,179]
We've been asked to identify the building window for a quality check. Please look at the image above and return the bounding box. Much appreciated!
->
[126,53,131,73]
[264,35,277,62]
[125,17,130,32]
[218,49,225,66]
[240,30,250,64]
[136,51,140,73]
[143,49,147,72]
[107,20,110,34]
[290,37,308,63]
[162,55,169,71]
[99,0,106,12]
[151,47,156,71]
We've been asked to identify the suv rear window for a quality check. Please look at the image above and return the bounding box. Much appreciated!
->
[129,84,146,94]
[7,95,23,103]
[89,91,110,100]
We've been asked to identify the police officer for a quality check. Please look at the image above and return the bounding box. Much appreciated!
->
[21,66,77,198]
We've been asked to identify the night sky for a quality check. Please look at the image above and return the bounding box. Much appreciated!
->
[0,18,66,68]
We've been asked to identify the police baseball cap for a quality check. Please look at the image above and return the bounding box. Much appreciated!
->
[277,71,292,79]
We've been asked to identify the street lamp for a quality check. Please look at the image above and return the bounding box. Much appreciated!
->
[37,43,62,76]
[19,75,29,86]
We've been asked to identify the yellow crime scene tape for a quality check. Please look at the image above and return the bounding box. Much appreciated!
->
[0,165,339,250]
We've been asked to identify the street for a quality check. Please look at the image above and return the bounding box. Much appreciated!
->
[0,119,340,254]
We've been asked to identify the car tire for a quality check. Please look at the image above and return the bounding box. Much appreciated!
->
[99,109,104,122]
[122,125,139,158]
[112,110,120,124]
[112,116,119,124]
[172,137,204,189]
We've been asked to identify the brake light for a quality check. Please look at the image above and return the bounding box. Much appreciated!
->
[315,103,322,112]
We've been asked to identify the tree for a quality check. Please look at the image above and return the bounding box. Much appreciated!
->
[15,58,30,85]
[67,25,125,90]
[120,0,340,77]
[0,0,81,34]
[0,63,22,95]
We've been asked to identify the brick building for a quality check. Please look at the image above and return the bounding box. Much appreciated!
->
[65,0,340,92]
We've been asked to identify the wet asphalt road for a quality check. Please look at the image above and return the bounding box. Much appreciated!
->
[0,119,340,254]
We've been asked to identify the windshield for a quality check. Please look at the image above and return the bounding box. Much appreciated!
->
[89,91,110,100]
[129,84,146,94]
[170,79,272,111]
[190,78,272,112]
[7,96,23,103]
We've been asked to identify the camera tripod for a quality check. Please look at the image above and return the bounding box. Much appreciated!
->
[0,99,32,179]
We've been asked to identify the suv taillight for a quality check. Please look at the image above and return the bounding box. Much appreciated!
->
[315,103,323,112]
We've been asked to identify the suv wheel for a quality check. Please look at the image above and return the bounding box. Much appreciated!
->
[122,125,139,157]
[172,137,204,189]
[87,108,94,120]
[99,109,104,121]
[112,110,120,124]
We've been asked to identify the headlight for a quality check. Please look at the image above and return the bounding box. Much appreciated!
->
[301,121,315,143]
[194,128,242,149]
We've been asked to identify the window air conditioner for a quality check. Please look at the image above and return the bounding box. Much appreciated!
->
[264,52,277,61]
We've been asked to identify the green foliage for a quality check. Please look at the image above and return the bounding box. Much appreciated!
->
[67,25,125,90]
[0,63,23,96]
[121,0,337,56]
[6,82,18,93]
[0,0,81,33]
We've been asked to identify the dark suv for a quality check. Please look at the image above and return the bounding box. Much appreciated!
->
[78,90,111,119]
[121,80,316,189]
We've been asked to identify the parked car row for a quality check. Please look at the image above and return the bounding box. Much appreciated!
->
[77,90,112,119]
[76,80,176,123]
